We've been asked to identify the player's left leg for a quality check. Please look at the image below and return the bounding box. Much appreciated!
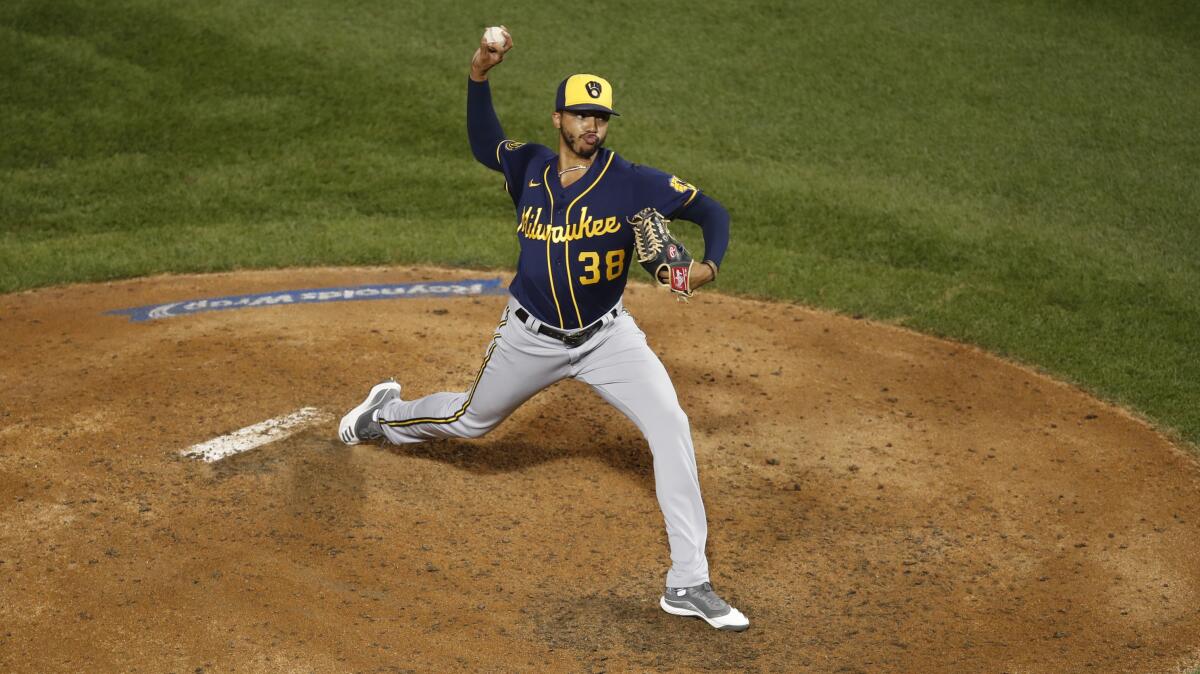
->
[571,312,710,588]
[572,312,748,630]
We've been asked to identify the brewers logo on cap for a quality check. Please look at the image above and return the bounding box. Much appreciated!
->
[556,74,619,115]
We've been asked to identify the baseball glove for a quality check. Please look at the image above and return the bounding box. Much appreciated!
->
[628,207,695,299]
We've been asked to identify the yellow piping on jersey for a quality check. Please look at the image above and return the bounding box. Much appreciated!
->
[562,152,615,328]
[564,236,583,328]
[564,152,615,224]
[495,139,525,165]
[683,187,699,208]
[542,164,565,328]
[381,311,510,428]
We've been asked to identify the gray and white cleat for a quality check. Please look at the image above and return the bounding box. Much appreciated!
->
[660,582,750,632]
[338,380,401,445]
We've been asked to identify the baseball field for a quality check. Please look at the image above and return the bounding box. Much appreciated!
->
[2,0,1199,672]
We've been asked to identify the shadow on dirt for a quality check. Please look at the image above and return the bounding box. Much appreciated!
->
[530,587,764,672]
[371,380,661,484]
[383,435,654,483]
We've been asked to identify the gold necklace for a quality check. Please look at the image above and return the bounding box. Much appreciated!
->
[558,164,588,177]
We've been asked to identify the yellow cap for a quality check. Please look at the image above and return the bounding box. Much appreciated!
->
[555,74,619,115]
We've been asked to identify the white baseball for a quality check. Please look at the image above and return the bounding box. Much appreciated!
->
[483,26,507,49]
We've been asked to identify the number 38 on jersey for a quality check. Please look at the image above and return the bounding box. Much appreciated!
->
[578,249,626,285]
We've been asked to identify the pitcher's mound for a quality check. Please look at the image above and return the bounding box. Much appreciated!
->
[2,266,1198,673]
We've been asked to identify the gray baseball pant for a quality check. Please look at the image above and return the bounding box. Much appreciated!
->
[377,295,710,588]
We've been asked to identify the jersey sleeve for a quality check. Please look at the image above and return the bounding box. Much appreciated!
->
[467,79,506,171]
[632,164,702,218]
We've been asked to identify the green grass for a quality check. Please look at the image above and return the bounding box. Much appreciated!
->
[2,0,1198,446]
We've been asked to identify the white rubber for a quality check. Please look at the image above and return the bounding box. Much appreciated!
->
[659,596,750,632]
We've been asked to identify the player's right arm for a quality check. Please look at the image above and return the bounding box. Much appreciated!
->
[467,27,513,171]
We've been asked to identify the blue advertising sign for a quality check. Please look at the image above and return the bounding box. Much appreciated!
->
[108,278,508,322]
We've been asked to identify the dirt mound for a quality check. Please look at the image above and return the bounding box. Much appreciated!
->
[1,266,1198,672]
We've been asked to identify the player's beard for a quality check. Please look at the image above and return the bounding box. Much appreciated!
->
[562,128,604,159]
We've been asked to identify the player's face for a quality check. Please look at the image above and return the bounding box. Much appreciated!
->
[555,110,610,159]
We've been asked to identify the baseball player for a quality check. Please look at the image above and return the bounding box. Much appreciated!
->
[338,27,748,631]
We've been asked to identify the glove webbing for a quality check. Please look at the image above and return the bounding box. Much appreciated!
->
[630,210,667,263]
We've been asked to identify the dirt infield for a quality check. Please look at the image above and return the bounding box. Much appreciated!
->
[2,266,1198,673]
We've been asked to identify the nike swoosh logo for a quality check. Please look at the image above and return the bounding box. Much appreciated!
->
[528,180,541,187]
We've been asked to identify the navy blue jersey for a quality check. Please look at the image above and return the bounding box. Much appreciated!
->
[493,141,700,329]
[467,78,728,328]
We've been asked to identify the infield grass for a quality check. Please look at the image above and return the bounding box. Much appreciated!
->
[2,0,1198,445]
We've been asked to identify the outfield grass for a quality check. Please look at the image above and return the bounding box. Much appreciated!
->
[2,0,1198,445]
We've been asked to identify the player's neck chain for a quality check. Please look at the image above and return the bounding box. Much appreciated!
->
[558,164,589,178]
